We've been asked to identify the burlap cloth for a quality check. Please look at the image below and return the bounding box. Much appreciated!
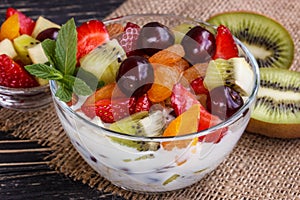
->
[1,0,300,199]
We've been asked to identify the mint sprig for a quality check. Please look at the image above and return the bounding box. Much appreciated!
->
[25,18,92,102]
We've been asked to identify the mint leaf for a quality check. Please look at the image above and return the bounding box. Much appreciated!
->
[25,64,63,80]
[55,18,77,75]
[62,75,93,96]
[55,82,73,102]
[41,39,56,67]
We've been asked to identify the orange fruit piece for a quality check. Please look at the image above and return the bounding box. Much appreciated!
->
[106,23,124,38]
[83,83,125,106]
[182,63,208,83]
[0,14,20,41]
[147,64,180,103]
[162,104,200,151]
[149,44,185,67]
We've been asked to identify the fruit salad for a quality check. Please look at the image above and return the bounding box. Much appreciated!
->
[24,14,257,192]
[0,8,60,88]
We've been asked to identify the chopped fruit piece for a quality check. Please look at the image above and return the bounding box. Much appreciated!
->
[148,44,185,67]
[76,20,109,61]
[147,65,180,102]
[6,7,35,35]
[106,23,124,38]
[31,16,60,38]
[117,22,140,56]
[182,63,208,83]
[81,97,136,122]
[135,94,152,113]
[116,56,153,97]
[162,104,200,150]
[83,83,125,106]
[80,39,126,84]
[28,43,48,64]
[190,77,209,95]
[0,38,18,58]
[0,14,20,40]
[0,54,39,88]
[213,25,238,60]
[13,34,40,65]
[204,57,254,96]
[110,110,165,137]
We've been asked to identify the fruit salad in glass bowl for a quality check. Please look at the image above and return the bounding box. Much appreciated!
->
[0,8,60,111]
[28,14,259,192]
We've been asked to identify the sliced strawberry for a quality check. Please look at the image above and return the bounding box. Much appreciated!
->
[117,22,140,56]
[76,20,109,61]
[190,77,209,95]
[0,54,39,88]
[81,97,136,123]
[135,93,151,113]
[6,7,35,35]
[171,83,226,143]
[213,25,238,60]
[171,83,199,116]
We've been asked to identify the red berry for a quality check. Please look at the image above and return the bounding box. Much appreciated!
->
[0,54,39,88]
[81,97,136,123]
[76,20,109,61]
[213,25,238,60]
[6,7,35,35]
[135,94,151,113]
[190,77,209,95]
[118,22,140,56]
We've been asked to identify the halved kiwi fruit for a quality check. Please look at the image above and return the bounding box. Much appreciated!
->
[246,68,300,138]
[207,11,294,69]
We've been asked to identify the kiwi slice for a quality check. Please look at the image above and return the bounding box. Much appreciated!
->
[172,23,195,44]
[109,111,165,151]
[80,39,126,84]
[203,57,254,96]
[13,34,40,64]
[207,11,294,69]
[110,110,165,137]
[246,68,300,138]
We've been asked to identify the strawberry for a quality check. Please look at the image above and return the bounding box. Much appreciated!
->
[6,7,35,35]
[135,94,151,113]
[81,97,136,123]
[171,83,226,143]
[213,25,238,60]
[117,22,140,56]
[0,54,39,88]
[190,77,209,95]
[76,20,109,61]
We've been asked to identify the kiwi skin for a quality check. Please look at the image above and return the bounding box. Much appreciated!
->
[246,118,300,138]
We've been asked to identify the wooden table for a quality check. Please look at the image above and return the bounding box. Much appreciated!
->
[0,1,126,199]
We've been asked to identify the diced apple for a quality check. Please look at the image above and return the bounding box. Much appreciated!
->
[0,38,17,58]
[31,16,60,38]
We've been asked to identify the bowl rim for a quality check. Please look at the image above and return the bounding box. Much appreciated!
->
[50,13,260,142]
[0,83,50,94]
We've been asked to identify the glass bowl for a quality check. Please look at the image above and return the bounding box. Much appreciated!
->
[50,14,259,193]
[0,84,52,111]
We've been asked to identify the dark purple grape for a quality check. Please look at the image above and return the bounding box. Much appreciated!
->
[137,22,175,55]
[181,26,216,64]
[206,86,244,120]
[116,56,154,97]
[36,27,60,41]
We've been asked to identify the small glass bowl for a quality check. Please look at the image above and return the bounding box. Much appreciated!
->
[0,84,52,111]
[50,14,259,193]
